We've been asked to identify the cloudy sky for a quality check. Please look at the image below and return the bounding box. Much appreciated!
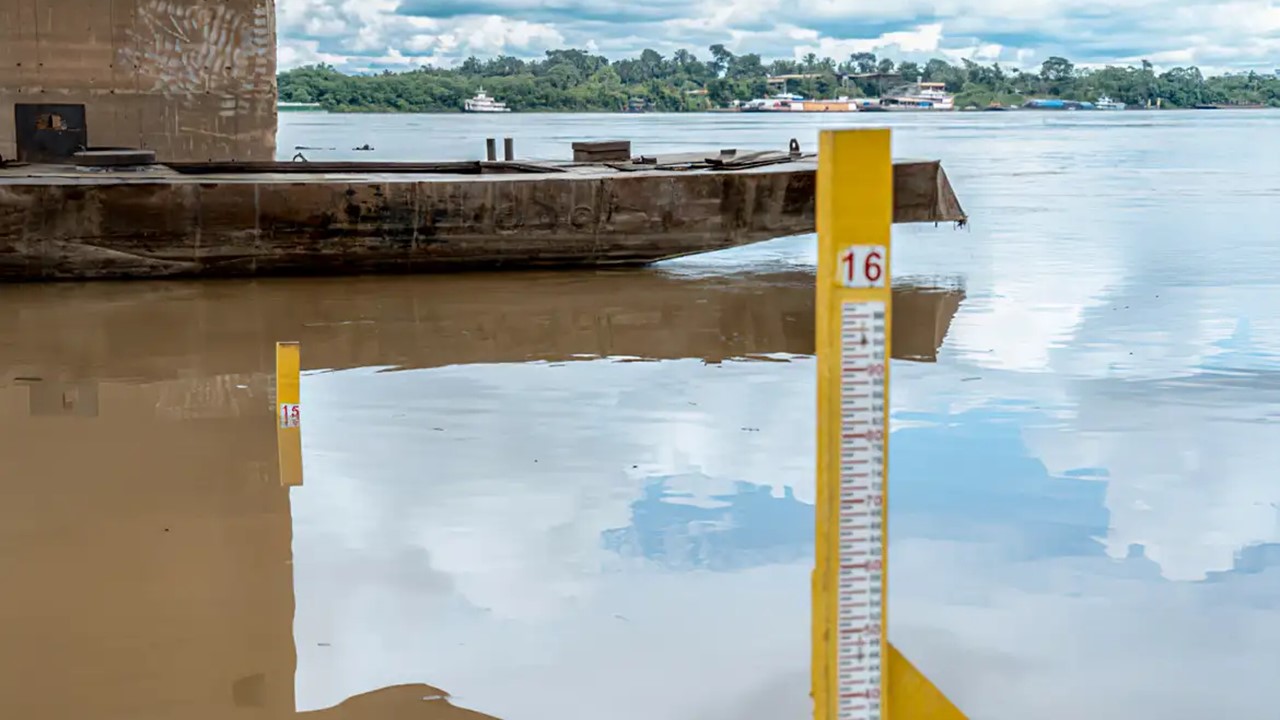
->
[276,0,1280,74]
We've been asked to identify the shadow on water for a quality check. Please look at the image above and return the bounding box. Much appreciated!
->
[0,269,961,720]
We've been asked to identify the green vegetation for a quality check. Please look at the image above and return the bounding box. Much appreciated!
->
[278,48,1280,112]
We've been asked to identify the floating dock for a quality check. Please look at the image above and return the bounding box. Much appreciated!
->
[0,148,966,281]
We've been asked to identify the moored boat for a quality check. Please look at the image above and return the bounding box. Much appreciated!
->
[801,98,861,112]
[740,93,807,112]
[881,82,955,111]
[1023,98,1096,110]
[739,94,861,112]
[464,88,510,113]
[1194,102,1268,109]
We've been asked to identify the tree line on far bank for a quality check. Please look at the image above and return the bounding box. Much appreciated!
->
[277,46,1280,113]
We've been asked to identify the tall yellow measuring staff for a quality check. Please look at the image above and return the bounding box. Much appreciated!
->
[813,128,965,720]
[276,341,304,487]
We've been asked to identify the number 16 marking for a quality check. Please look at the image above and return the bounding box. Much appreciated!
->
[837,245,887,288]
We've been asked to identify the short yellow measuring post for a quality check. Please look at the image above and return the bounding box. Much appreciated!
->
[813,128,965,720]
[276,341,304,488]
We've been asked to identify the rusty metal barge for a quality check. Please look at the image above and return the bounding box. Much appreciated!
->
[1,0,964,283]
[0,145,965,281]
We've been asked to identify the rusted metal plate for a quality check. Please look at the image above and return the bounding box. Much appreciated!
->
[73,149,158,167]
[14,104,87,164]
[572,140,631,162]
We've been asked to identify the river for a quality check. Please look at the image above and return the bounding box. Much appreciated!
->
[2,110,1280,720]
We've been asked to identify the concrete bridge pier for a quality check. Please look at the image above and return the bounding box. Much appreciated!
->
[0,0,278,162]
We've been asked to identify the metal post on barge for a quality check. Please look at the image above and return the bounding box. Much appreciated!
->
[812,128,967,720]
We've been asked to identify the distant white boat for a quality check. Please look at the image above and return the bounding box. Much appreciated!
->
[464,88,510,113]
[1096,95,1127,110]
[880,82,956,111]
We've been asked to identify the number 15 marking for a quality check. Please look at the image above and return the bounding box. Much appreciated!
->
[837,245,887,288]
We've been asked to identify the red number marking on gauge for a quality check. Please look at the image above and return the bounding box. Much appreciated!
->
[837,246,888,288]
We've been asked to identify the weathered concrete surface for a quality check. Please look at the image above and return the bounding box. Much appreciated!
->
[0,159,966,281]
[0,0,277,162]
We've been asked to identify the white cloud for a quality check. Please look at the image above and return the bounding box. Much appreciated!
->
[291,358,817,716]
[272,0,1280,72]
[276,39,347,69]
[455,15,566,54]
[790,23,947,62]
[892,537,1280,720]
[289,352,1280,718]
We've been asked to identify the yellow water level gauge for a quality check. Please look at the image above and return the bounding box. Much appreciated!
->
[813,128,966,720]
[276,341,303,488]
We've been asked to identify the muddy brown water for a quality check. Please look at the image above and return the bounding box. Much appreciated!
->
[4,110,1280,720]
[0,269,960,720]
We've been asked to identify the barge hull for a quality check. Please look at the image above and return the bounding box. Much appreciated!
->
[0,160,964,281]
